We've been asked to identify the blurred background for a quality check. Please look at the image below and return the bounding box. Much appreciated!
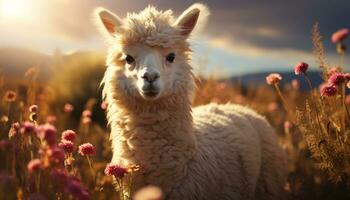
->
[1,0,350,199]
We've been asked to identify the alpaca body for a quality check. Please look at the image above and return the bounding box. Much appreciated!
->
[108,102,286,199]
[95,4,287,199]
[171,103,287,200]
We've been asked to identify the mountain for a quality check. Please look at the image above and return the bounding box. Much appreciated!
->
[0,47,104,83]
[229,71,325,91]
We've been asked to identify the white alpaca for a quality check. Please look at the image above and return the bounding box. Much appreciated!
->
[95,4,287,200]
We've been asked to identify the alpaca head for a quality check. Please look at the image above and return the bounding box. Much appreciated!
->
[95,4,209,103]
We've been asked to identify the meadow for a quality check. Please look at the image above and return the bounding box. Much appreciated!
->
[0,24,349,200]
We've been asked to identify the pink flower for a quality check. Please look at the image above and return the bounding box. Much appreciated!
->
[78,143,96,156]
[64,103,74,113]
[320,84,338,97]
[37,124,57,145]
[82,110,92,117]
[284,121,293,130]
[216,82,227,91]
[29,105,38,113]
[104,163,128,178]
[51,168,68,184]
[101,101,108,110]
[4,90,16,102]
[266,73,282,85]
[47,146,65,164]
[331,28,349,43]
[61,130,77,142]
[46,115,57,124]
[59,140,74,153]
[27,159,42,173]
[82,117,91,125]
[294,62,309,75]
[65,178,90,200]
[20,121,36,135]
[328,72,346,86]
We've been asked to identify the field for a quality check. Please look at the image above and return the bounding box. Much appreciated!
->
[0,25,350,200]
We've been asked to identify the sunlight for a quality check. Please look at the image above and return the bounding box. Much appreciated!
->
[0,0,27,19]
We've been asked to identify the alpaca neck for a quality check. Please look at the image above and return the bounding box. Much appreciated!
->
[109,93,196,186]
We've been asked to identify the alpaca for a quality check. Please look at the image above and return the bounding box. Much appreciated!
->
[94,3,287,200]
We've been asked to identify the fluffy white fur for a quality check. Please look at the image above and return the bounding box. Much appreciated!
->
[95,4,287,200]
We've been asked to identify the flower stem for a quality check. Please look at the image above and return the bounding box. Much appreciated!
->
[303,73,325,135]
[274,84,291,119]
[86,156,95,186]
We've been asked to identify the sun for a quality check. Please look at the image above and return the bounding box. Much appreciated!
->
[0,0,27,19]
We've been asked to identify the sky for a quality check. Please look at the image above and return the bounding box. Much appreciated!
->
[0,0,349,77]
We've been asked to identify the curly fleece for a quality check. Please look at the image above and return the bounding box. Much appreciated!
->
[99,4,287,200]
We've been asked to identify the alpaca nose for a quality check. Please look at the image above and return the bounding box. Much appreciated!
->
[141,71,160,83]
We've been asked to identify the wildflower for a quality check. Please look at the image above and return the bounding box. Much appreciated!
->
[216,82,227,91]
[64,103,74,113]
[266,73,282,85]
[284,121,293,130]
[61,130,77,142]
[291,79,300,90]
[59,140,74,153]
[46,115,57,124]
[328,72,346,86]
[0,116,8,123]
[20,121,36,135]
[66,179,83,197]
[101,101,108,110]
[82,110,92,117]
[331,28,349,43]
[78,143,96,156]
[294,62,309,75]
[104,163,128,178]
[4,90,16,102]
[82,117,91,125]
[37,124,57,145]
[27,159,42,173]
[29,105,38,113]
[9,122,20,138]
[51,168,68,184]
[320,84,338,97]
[47,146,65,164]
[65,178,90,200]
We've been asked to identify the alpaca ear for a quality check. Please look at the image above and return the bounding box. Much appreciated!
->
[94,7,124,38]
[174,3,210,37]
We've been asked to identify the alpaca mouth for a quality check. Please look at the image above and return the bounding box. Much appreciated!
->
[141,90,160,99]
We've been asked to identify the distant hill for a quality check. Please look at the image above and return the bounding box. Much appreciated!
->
[229,71,325,91]
[0,47,104,83]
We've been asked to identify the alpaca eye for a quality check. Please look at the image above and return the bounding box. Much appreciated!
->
[166,53,175,63]
[125,55,135,64]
